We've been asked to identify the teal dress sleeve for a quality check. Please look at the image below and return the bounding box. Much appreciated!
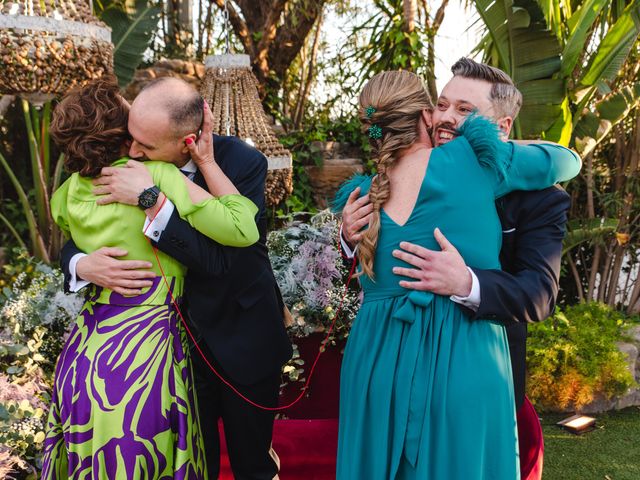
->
[331,174,373,214]
[493,142,581,198]
[147,161,260,247]
[459,115,582,198]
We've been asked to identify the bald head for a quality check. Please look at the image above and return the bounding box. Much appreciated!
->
[127,77,205,165]
[135,77,204,139]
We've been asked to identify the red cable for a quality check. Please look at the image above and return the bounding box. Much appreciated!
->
[144,201,357,411]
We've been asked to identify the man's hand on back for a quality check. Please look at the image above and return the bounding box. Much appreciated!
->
[93,160,154,206]
[392,228,472,297]
[342,187,374,246]
[76,247,156,295]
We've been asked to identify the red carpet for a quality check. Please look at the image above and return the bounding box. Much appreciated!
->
[217,336,542,480]
[219,419,338,480]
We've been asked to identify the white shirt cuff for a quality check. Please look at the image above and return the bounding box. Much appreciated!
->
[450,267,480,311]
[339,225,357,259]
[69,253,90,292]
[143,199,175,241]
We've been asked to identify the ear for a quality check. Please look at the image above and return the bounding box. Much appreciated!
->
[496,116,513,139]
[421,109,433,129]
[181,133,197,153]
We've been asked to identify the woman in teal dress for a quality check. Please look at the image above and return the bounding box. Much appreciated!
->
[333,71,580,479]
[41,78,260,479]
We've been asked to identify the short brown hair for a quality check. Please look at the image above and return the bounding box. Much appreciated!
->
[451,57,523,119]
[50,76,130,177]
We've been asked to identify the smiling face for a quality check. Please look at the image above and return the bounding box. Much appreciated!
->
[432,75,515,146]
[432,76,496,146]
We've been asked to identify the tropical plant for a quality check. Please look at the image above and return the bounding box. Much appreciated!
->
[95,0,161,86]
[474,0,640,155]
[0,101,64,264]
[526,302,637,411]
[562,109,640,311]
[342,0,449,100]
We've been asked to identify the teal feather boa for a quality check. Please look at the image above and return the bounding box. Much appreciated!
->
[331,174,373,214]
[457,114,511,182]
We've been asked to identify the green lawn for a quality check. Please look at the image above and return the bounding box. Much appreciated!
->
[541,407,640,479]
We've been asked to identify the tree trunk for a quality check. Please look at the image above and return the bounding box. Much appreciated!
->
[403,0,417,33]
[586,246,600,300]
[567,255,585,303]
[211,0,327,109]
[293,9,324,129]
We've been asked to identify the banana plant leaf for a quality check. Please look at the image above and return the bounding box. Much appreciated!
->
[563,217,619,255]
[560,0,609,77]
[473,0,564,139]
[100,0,160,87]
[579,0,640,88]
[573,82,640,154]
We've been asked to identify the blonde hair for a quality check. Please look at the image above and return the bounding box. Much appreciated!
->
[358,70,433,278]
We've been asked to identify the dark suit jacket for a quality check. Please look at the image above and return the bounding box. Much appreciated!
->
[61,135,293,386]
[473,185,570,409]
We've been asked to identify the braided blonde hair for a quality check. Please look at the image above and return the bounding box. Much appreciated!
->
[358,71,433,278]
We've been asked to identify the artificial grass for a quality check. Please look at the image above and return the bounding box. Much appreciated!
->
[541,406,640,479]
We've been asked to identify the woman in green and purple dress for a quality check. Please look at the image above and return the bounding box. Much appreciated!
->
[41,78,259,479]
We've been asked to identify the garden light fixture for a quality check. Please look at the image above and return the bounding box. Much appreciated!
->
[556,414,596,435]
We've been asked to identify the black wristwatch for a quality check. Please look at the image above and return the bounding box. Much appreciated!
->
[137,185,161,209]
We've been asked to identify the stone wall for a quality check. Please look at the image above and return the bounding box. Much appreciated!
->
[304,141,365,208]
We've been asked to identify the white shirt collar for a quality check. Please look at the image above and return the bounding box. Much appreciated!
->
[181,159,197,174]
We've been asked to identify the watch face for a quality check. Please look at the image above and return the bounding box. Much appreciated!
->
[139,188,159,209]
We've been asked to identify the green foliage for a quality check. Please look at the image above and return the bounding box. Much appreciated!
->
[342,0,433,92]
[98,0,161,87]
[527,302,637,411]
[0,101,64,263]
[474,0,640,152]
[0,398,47,476]
[0,198,29,253]
[271,115,371,224]
[0,250,82,378]
[0,249,43,306]
[562,217,619,255]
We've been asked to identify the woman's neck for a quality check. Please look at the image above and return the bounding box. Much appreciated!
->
[393,142,431,170]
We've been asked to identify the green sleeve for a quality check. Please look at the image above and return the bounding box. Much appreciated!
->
[50,177,72,237]
[493,142,582,198]
[149,162,259,247]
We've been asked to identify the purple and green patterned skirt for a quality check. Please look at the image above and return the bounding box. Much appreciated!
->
[41,278,207,479]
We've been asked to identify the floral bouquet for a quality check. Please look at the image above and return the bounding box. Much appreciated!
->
[0,249,83,478]
[268,210,361,341]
